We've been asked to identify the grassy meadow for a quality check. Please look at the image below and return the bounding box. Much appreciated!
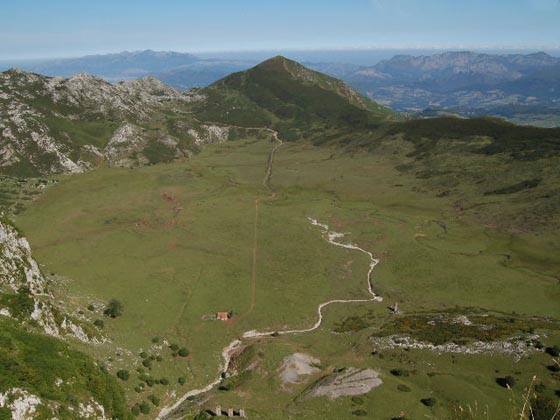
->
[15,134,560,419]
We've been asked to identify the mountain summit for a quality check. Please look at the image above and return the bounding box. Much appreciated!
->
[196,56,398,140]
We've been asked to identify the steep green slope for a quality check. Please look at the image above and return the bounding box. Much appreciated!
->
[195,56,399,141]
[0,317,131,420]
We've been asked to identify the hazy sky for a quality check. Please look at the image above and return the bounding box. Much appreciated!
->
[1,0,559,59]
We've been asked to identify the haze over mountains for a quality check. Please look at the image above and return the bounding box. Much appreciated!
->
[3,49,560,126]
[1,54,560,420]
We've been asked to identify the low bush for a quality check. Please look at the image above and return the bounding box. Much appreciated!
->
[390,369,410,377]
[421,397,437,407]
[148,395,160,407]
[103,299,123,318]
[139,402,151,414]
[496,376,516,388]
[116,370,130,381]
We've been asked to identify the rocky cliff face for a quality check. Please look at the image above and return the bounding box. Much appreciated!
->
[0,219,99,342]
[0,69,225,176]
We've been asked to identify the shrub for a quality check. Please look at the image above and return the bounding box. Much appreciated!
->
[139,402,151,414]
[496,376,516,388]
[142,359,152,368]
[546,345,560,357]
[93,319,104,328]
[178,347,190,357]
[116,370,130,381]
[9,287,34,317]
[148,395,160,407]
[156,355,163,362]
[532,396,558,420]
[194,411,212,420]
[351,396,364,405]
[169,343,179,351]
[421,397,437,407]
[151,336,160,343]
[87,304,95,311]
[397,384,411,392]
[103,299,123,318]
[352,409,368,416]
[140,351,148,359]
[390,369,410,377]
[160,378,169,386]
[145,378,155,387]
[534,383,547,394]
[178,377,186,385]
[131,404,140,416]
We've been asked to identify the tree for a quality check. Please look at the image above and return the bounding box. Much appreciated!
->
[103,299,123,318]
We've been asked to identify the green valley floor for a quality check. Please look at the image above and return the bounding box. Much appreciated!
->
[15,134,560,420]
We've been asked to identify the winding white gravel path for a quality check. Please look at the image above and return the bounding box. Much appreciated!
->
[242,218,382,338]
[157,218,382,419]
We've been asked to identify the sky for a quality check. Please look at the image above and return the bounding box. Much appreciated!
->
[1,0,559,60]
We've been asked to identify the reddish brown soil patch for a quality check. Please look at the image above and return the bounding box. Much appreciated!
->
[161,192,177,202]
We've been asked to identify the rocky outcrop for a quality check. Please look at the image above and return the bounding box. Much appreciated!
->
[299,368,382,400]
[0,388,109,420]
[0,69,222,176]
[278,353,321,390]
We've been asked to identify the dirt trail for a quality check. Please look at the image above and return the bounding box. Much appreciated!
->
[157,133,381,420]
[243,131,283,318]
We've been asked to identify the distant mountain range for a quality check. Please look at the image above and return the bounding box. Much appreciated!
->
[342,51,560,106]
[2,50,560,126]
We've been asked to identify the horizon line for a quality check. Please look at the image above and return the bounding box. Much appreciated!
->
[2,45,560,62]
